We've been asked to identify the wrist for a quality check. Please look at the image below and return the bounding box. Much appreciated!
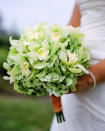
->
[88,69,96,88]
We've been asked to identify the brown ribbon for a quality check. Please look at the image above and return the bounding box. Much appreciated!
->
[51,94,65,123]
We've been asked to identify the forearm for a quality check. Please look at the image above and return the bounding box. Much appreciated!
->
[89,59,105,85]
[68,4,81,27]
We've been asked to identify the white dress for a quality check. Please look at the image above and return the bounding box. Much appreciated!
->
[50,0,105,131]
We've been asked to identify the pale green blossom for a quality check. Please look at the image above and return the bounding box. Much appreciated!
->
[20,62,30,77]
[67,51,78,65]
[59,51,67,64]
[51,32,61,41]
[26,52,38,64]
[36,48,49,61]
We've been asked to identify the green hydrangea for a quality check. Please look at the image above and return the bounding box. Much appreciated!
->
[3,22,90,97]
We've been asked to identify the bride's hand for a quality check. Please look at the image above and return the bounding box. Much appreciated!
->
[69,58,105,93]
[70,73,93,93]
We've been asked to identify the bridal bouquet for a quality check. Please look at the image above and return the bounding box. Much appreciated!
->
[3,22,90,123]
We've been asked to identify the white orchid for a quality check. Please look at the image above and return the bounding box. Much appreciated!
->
[51,32,61,41]
[20,62,30,77]
[42,40,49,51]
[3,76,14,84]
[24,26,39,41]
[59,51,67,63]
[26,52,38,64]
[23,41,31,46]
[36,48,49,61]
[28,32,39,41]
[10,37,24,52]
[67,51,78,65]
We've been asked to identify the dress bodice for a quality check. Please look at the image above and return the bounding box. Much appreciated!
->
[77,0,105,64]
[77,0,105,30]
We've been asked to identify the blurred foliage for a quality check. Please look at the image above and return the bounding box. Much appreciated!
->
[0,34,9,47]
[0,34,19,74]
[0,47,9,74]
[0,96,53,131]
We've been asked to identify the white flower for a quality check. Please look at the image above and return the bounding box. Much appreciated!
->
[43,25,50,34]
[9,54,24,65]
[24,26,39,41]
[26,52,38,64]
[59,51,67,63]
[36,48,49,61]
[3,76,14,83]
[42,40,49,50]
[67,51,78,65]
[28,42,40,52]
[51,32,61,41]
[3,76,10,80]
[10,37,23,52]
[62,26,71,37]
[23,41,31,45]
[27,32,38,41]
[20,62,30,77]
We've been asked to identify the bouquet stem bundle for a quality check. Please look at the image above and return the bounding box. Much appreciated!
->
[51,95,65,123]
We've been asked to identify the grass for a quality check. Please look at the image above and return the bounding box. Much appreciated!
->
[0,96,53,131]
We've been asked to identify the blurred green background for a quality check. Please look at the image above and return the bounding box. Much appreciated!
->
[0,15,53,131]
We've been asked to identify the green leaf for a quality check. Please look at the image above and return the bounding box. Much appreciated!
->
[66,78,72,86]
[34,61,46,69]
[36,70,46,78]
[69,67,82,73]
[70,86,76,92]
[14,81,26,94]
[9,65,21,76]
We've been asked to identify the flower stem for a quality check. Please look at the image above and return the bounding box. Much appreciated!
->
[55,111,66,123]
